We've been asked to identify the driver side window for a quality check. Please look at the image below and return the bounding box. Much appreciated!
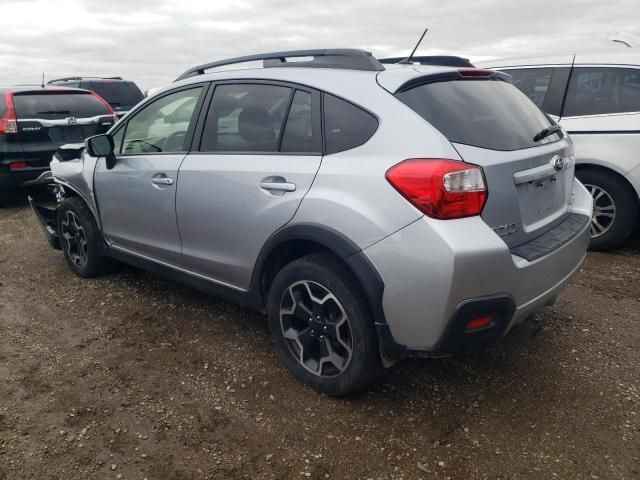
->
[119,87,202,154]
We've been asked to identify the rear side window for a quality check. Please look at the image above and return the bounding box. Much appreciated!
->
[0,94,5,117]
[323,94,378,154]
[12,92,111,119]
[505,68,553,108]
[200,84,292,152]
[280,90,321,153]
[563,67,640,116]
[84,81,144,107]
[396,80,558,151]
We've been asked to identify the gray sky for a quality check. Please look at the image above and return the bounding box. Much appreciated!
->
[0,0,638,91]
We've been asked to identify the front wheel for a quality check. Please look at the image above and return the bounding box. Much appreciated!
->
[267,253,381,396]
[576,168,639,250]
[58,197,110,278]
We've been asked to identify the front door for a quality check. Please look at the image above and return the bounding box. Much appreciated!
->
[94,85,206,266]
[177,82,323,288]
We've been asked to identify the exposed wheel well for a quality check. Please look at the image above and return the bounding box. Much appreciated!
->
[575,164,640,202]
[259,239,332,301]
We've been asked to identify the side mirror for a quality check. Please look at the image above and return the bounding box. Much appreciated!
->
[86,134,117,169]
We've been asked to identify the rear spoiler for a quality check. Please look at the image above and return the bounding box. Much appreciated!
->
[378,56,475,68]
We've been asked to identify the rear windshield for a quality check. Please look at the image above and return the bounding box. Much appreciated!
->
[85,81,144,107]
[396,79,560,151]
[13,92,111,119]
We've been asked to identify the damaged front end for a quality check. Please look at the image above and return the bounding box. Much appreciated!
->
[28,143,90,251]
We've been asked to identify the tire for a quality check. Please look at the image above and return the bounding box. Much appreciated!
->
[0,188,14,206]
[267,252,381,396]
[57,197,110,278]
[576,168,639,250]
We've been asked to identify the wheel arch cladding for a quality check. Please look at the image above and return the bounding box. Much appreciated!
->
[250,223,404,363]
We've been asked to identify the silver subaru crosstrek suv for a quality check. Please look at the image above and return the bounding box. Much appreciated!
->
[30,49,592,395]
[481,49,640,250]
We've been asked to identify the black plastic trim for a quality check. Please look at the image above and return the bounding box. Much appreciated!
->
[249,223,402,364]
[28,195,61,250]
[394,70,512,94]
[175,49,384,81]
[510,213,590,261]
[422,294,517,356]
[106,247,263,311]
[379,56,474,68]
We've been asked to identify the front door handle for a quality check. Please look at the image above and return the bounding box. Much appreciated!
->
[151,176,174,186]
[260,181,296,192]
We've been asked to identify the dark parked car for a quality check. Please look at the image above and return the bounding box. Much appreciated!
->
[47,77,144,118]
[0,86,117,204]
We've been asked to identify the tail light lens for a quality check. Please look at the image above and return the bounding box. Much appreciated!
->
[386,159,488,219]
[90,92,118,122]
[8,161,28,170]
[0,92,18,135]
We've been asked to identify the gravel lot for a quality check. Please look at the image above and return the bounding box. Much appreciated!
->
[1,193,639,480]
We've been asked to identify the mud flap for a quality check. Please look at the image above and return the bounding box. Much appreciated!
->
[28,195,61,250]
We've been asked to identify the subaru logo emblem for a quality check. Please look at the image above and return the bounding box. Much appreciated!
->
[551,155,565,171]
[66,117,77,125]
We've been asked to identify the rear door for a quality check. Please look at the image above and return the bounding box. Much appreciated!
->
[13,90,115,169]
[396,75,575,248]
[94,85,206,266]
[176,82,323,288]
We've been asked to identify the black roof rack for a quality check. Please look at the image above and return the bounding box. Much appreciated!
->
[47,76,124,84]
[378,56,474,68]
[175,49,385,82]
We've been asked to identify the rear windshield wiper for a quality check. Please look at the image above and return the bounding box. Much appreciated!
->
[37,110,72,114]
[533,124,562,142]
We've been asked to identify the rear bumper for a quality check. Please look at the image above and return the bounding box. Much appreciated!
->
[363,178,592,352]
[0,167,49,189]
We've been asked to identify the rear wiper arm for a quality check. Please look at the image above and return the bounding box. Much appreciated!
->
[533,124,562,142]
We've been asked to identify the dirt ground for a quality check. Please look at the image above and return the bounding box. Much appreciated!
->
[0,193,639,480]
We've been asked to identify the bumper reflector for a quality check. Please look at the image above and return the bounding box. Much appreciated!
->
[465,315,493,331]
[9,161,28,170]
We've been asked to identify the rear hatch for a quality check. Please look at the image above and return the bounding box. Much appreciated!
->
[393,70,573,248]
[13,89,115,166]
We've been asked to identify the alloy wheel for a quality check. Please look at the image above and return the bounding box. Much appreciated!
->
[279,280,353,377]
[61,211,88,267]
[585,184,616,238]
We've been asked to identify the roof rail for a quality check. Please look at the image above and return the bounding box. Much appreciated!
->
[175,49,385,82]
[379,56,475,68]
[47,76,124,84]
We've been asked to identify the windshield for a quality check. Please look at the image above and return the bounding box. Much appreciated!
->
[13,92,111,119]
[86,81,144,108]
[396,79,561,151]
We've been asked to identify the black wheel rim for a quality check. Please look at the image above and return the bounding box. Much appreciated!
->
[61,211,88,268]
[585,183,616,238]
[279,280,353,377]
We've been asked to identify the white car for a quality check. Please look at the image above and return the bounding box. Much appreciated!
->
[481,50,640,249]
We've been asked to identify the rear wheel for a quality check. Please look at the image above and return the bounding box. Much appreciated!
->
[267,253,381,396]
[58,197,110,278]
[576,168,638,250]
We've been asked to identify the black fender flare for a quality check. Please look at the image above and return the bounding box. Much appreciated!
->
[250,223,405,366]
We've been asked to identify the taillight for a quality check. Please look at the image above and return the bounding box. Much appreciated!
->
[90,92,117,122]
[0,92,18,135]
[385,159,488,220]
[8,161,28,170]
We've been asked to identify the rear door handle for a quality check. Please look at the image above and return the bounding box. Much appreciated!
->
[151,176,174,186]
[260,181,296,192]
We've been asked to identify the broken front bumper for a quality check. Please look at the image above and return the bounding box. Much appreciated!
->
[29,195,61,250]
